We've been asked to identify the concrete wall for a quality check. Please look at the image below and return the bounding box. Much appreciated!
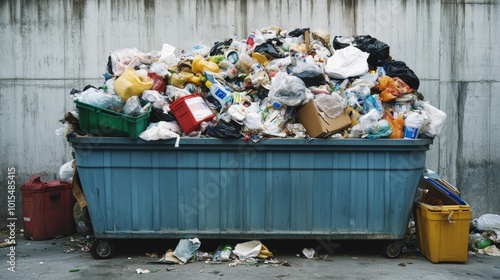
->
[0,0,499,229]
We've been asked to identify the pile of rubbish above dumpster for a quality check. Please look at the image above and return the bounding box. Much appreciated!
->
[60,26,447,141]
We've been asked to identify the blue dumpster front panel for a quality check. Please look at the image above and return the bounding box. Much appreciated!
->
[71,137,431,240]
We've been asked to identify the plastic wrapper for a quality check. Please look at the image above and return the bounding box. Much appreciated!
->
[376,76,411,102]
[269,72,306,107]
[385,109,404,138]
[147,72,166,92]
[109,48,152,76]
[262,109,287,137]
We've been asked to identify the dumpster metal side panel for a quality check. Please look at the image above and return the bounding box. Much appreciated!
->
[71,138,431,240]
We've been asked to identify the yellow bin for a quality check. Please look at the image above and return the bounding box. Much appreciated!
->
[415,202,472,263]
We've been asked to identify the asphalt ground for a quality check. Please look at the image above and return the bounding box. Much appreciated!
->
[1,230,500,280]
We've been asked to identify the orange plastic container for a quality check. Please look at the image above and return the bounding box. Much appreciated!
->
[170,94,214,134]
[20,173,75,240]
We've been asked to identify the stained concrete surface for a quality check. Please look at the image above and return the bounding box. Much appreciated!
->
[1,231,499,280]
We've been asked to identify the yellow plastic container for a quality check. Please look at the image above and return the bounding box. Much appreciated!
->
[415,202,471,263]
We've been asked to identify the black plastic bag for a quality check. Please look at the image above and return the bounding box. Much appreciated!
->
[288,27,310,37]
[332,36,354,50]
[292,62,326,87]
[383,60,420,90]
[254,42,281,58]
[209,39,233,56]
[149,108,176,123]
[332,35,390,67]
[207,120,242,138]
[353,35,390,67]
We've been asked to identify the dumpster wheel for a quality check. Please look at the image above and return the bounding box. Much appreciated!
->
[91,239,115,259]
[382,240,402,259]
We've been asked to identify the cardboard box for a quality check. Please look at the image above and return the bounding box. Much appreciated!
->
[296,100,351,138]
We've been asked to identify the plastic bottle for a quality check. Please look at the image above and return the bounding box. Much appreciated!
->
[476,238,492,249]
[205,80,231,105]
[246,31,255,47]
[218,60,237,79]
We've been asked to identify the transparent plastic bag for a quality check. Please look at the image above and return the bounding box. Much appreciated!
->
[292,60,325,87]
[363,94,383,115]
[76,88,124,110]
[269,71,306,107]
[122,96,142,116]
[313,93,346,119]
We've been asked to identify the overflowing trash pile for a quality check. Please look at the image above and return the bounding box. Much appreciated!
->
[61,26,446,142]
[469,214,500,256]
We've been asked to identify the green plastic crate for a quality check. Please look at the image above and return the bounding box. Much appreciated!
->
[75,100,151,139]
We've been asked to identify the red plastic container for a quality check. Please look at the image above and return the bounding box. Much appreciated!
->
[20,173,75,240]
[170,94,215,134]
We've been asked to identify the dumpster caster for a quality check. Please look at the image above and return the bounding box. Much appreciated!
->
[91,239,115,259]
[382,240,402,259]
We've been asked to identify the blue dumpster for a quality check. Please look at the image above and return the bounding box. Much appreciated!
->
[70,137,432,259]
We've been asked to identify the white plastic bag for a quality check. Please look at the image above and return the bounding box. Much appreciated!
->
[242,112,263,130]
[405,111,425,129]
[59,160,75,182]
[158,43,178,66]
[325,45,369,79]
[420,102,446,137]
[477,214,500,231]
[139,121,181,147]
